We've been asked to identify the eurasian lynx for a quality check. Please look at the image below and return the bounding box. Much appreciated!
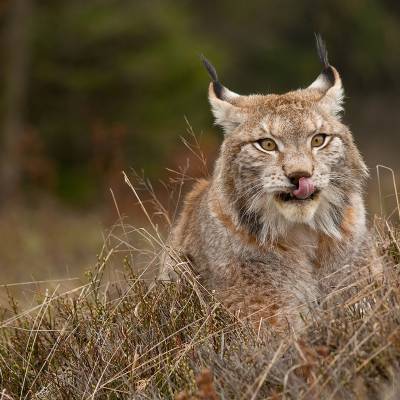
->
[161,36,379,331]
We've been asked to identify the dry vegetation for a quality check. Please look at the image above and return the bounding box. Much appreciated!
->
[1,160,400,399]
[0,202,103,288]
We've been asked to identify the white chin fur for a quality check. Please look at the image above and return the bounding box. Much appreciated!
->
[274,198,320,223]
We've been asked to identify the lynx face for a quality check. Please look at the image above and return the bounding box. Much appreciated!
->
[203,42,367,240]
[222,102,363,231]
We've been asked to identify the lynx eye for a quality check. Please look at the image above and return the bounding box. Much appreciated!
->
[257,138,277,152]
[311,134,327,148]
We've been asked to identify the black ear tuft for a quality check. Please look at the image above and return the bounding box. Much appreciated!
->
[200,54,218,82]
[200,54,224,99]
[314,33,335,85]
[315,33,329,68]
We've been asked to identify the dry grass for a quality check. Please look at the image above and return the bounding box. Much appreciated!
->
[0,148,399,398]
[0,212,399,399]
[0,201,103,291]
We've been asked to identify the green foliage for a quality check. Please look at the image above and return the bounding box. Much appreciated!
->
[2,0,400,203]
[23,0,218,202]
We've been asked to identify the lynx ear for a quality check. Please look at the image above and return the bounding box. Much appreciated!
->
[201,56,247,133]
[308,35,344,117]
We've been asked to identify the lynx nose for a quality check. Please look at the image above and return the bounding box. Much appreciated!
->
[287,171,312,188]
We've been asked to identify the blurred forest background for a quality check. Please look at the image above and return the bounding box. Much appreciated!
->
[0,0,400,287]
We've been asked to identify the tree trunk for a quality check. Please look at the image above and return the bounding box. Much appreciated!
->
[1,0,32,203]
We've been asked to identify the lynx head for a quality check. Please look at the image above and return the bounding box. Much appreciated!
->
[203,36,368,241]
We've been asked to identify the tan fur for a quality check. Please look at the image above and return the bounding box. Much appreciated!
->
[341,205,356,236]
[210,196,262,249]
[160,50,380,331]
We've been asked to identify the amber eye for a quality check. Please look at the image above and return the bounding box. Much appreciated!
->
[258,138,277,151]
[311,134,327,148]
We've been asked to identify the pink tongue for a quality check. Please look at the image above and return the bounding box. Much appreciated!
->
[292,177,315,200]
